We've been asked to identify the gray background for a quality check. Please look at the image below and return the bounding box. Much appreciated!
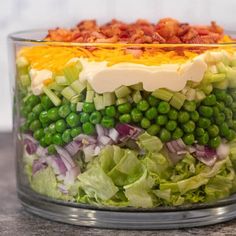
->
[1,0,236,131]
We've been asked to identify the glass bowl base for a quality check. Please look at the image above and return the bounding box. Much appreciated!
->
[18,187,236,229]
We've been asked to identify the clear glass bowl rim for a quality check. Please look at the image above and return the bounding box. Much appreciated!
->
[8,29,236,48]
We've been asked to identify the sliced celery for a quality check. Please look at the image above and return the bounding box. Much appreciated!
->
[231,59,236,67]
[47,82,64,92]
[208,65,218,74]
[85,90,95,103]
[103,92,116,106]
[63,61,82,84]
[86,82,93,91]
[115,86,131,98]
[152,88,173,101]
[195,90,206,101]
[55,75,69,86]
[170,93,186,110]
[94,95,104,110]
[70,80,86,94]
[16,56,29,68]
[226,68,236,88]
[201,84,213,95]
[216,62,227,73]
[116,98,128,105]
[213,80,229,89]
[185,88,196,101]
[61,86,77,100]
[76,102,84,112]
[70,95,80,103]
[203,72,226,83]
[43,87,61,106]
[20,74,30,87]
[130,83,143,90]
[132,90,142,103]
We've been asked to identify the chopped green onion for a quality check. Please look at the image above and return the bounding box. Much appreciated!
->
[152,88,173,101]
[115,86,131,98]
[61,86,77,101]
[71,80,86,94]
[94,95,104,110]
[76,102,84,112]
[103,92,116,106]
[85,90,95,103]
[63,61,82,83]
[19,74,30,87]
[42,87,61,106]
[55,75,69,85]
[170,93,186,110]
[132,90,142,103]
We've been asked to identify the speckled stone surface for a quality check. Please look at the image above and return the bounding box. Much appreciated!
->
[1,132,236,236]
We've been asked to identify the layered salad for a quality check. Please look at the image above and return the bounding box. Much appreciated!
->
[17,18,236,208]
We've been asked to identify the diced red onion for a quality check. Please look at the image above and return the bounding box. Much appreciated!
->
[74,134,97,144]
[98,135,112,145]
[196,155,217,167]
[58,184,69,194]
[22,134,38,144]
[166,142,176,153]
[177,150,188,155]
[65,141,82,156]
[194,146,217,166]
[64,166,80,185]
[53,156,67,175]
[187,146,196,153]
[83,144,96,162]
[115,123,142,140]
[216,143,230,160]
[36,146,48,157]
[176,138,186,149]
[55,146,76,170]
[32,159,46,175]
[108,128,119,142]
[96,124,105,137]
[24,140,38,155]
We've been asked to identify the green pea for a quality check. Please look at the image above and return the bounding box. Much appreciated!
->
[80,112,90,123]
[45,133,53,145]
[209,136,221,149]
[41,95,54,110]
[190,111,199,122]
[33,128,44,141]
[168,109,178,120]
[119,114,131,123]
[105,106,116,118]
[131,108,143,123]
[118,103,132,114]
[226,129,236,141]
[137,100,149,112]
[220,122,230,137]
[70,103,77,112]
[215,113,225,125]
[208,125,219,138]
[55,119,67,133]
[90,111,102,124]
[214,89,227,101]
[70,127,82,138]
[20,105,31,118]
[166,120,177,132]
[196,127,205,136]
[52,133,64,145]
[216,101,225,111]
[225,94,233,106]
[182,120,195,133]
[47,144,56,155]
[48,107,60,121]
[62,97,70,105]
[147,95,159,107]
[39,111,50,124]
[32,104,43,115]
[147,124,160,136]
[20,123,29,132]
[183,134,195,145]
[231,102,236,113]
[159,128,171,142]
[141,118,151,129]
[183,100,196,112]
[213,106,220,116]
[27,112,38,123]
[224,108,233,120]
[198,106,213,118]
[178,111,190,123]
[26,94,40,108]
[82,122,95,135]
[157,101,170,114]
[83,102,95,113]
[62,129,72,143]
[172,128,184,140]
[48,123,57,134]
[156,115,168,126]
[230,89,236,100]
[58,104,71,118]
[29,119,41,132]
[198,117,211,129]
[202,94,216,106]
[145,107,158,120]
[39,137,48,147]
[101,116,115,128]
[66,112,80,128]
[232,120,236,130]
[197,133,209,145]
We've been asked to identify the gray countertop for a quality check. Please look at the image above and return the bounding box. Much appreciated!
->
[1,132,236,236]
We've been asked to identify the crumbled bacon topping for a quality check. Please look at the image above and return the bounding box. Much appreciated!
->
[45,18,225,44]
